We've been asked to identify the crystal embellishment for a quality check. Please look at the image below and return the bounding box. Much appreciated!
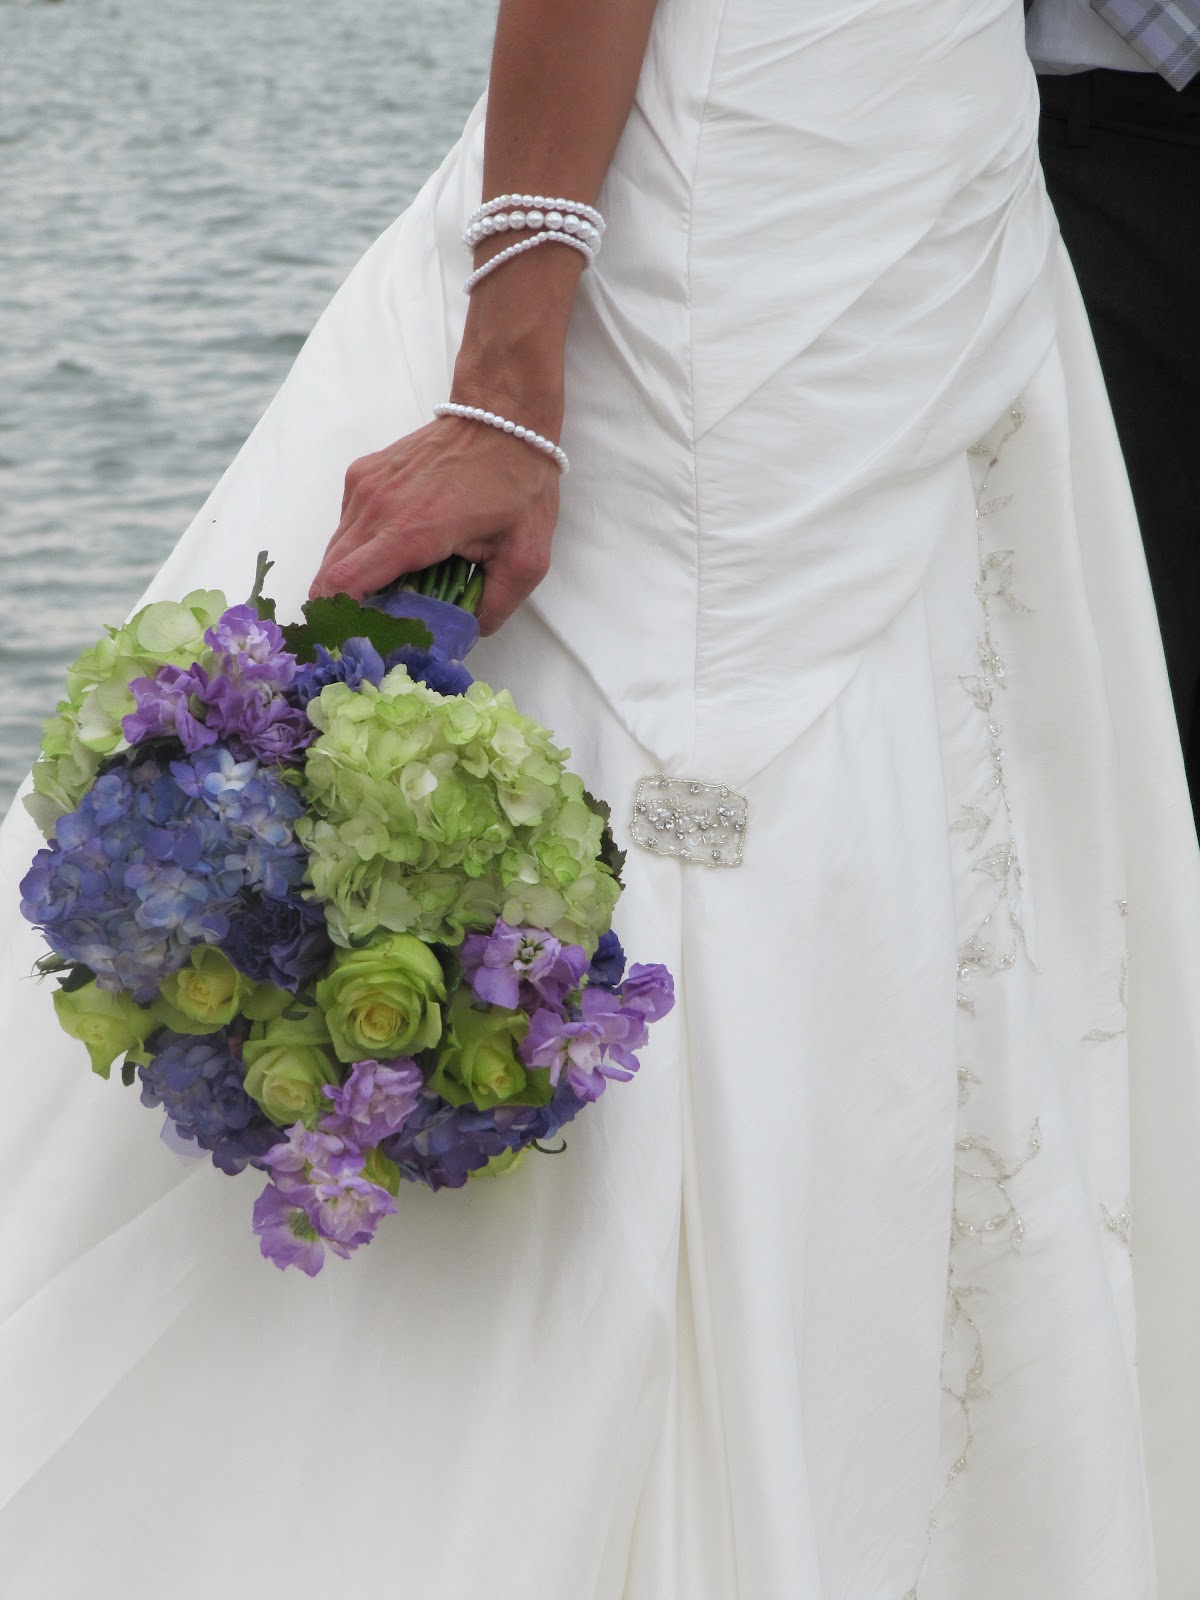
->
[629,774,748,867]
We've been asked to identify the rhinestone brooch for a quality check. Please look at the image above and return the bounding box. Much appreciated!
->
[629,774,748,868]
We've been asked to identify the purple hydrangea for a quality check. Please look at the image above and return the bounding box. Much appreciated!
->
[587,930,626,991]
[291,638,386,709]
[385,645,473,698]
[381,1083,586,1191]
[19,748,307,1000]
[222,891,333,992]
[138,1030,285,1175]
[461,919,588,1012]
[320,1057,424,1146]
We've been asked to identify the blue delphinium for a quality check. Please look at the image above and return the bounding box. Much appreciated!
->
[139,1030,285,1175]
[384,645,473,698]
[291,636,473,710]
[20,747,307,1002]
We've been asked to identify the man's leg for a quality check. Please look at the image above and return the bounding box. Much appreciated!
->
[1038,72,1200,828]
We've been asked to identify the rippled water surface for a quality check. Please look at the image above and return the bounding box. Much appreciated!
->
[0,0,494,810]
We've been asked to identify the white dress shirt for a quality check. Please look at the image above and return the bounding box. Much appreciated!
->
[1026,0,1154,71]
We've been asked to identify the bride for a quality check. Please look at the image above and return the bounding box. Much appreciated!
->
[2,0,1198,1594]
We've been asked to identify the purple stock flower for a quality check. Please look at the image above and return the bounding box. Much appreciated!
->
[222,891,333,991]
[256,1123,397,1271]
[123,607,308,763]
[521,987,652,1102]
[461,919,588,1011]
[252,1183,328,1276]
[291,638,386,708]
[205,605,296,685]
[124,663,217,751]
[20,749,306,1000]
[320,1057,423,1146]
[139,1030,285,1175]
[618,963,675,1023]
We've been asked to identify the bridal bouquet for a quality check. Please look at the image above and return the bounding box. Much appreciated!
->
[19,555,673,1274]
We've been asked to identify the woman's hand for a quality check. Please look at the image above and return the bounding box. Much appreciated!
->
[308,411,561,636]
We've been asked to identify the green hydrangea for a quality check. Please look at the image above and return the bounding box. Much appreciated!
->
[25,589,228,836]
[298,667,619,951]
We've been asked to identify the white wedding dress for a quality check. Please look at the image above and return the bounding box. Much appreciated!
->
[3,0,1200,1595]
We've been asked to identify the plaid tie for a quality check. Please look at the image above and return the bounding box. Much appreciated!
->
[1089,0,1200,87]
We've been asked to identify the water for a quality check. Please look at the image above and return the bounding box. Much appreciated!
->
[0,0,495,812]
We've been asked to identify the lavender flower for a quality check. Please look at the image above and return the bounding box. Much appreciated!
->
[222,891,333,991]
[138,1030,285,1175]
[20,748,307,1000]
[461,919,588,1011]
[320,1057,423,1146]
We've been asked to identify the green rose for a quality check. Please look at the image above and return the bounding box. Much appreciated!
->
[468,1147,528,1180]
[363,1145,403,1196]
[315,932,446,1064]
[153,947,252,1034]
[427,989,547,1111]
[242,1009,341,1128]
[52,980,156,1078]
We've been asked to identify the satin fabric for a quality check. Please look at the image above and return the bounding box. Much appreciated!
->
[3,0,1200,1594]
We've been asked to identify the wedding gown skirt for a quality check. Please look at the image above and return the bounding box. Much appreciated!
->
[3,0,1200,1595]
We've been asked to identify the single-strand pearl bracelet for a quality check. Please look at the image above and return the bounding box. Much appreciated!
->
[464,229,594,293]
[468,193,605,234]
[433,401,570,474]
[465,209,602,254]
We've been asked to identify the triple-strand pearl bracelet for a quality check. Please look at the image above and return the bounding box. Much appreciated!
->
[433,401,570,475]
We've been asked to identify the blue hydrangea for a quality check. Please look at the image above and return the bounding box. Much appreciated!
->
[20,748,307,1002]
[139,1030,285,1176]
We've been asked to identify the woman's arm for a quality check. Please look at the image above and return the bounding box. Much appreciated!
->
[309,0,661,632]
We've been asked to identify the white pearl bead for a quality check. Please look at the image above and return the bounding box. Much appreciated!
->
[562,214,581,233]
[483,412,495,424]
[508,210,525,228]
[526,209,544,229]
[519,193,531,206]
[545,211,564,230]
[503,420,516,433]
[471,407,484,419]
[514,425,527,439]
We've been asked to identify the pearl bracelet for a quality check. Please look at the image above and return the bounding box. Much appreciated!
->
[469,193,605,233]
[433,402,570,474]
[464,210,602,255]
[463,229,594,293]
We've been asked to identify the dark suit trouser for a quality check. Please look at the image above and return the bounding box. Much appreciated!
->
[1037,71,1200,832]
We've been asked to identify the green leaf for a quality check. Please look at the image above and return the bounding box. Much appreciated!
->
[434,944,463,995]
[583,789,626,886]
[247,549,277,620]
[120,1060,137,1088]
[58,963,98,994]
[280,593,433,664]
